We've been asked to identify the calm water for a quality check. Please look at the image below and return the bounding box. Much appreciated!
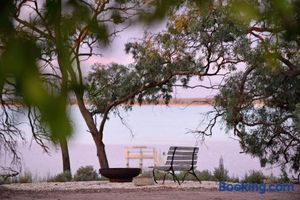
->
[1,105,281,179]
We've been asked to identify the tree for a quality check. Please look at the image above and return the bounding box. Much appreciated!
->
[129,0,300,175]
[213,1,300,174]
[159,1,300,174]
[215,62,300,173]
[213,156,229,181]
[85,1,248,169]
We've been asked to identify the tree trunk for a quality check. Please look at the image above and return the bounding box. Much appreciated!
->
[93,134,109,169]
[59,138,71,172]
[76,96,109,169]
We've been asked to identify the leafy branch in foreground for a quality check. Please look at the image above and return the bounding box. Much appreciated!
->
[1,0,146,171]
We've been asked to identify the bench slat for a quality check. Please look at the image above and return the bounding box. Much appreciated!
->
[167,151,197,156]
[169,146,199,151]
[165,161,197,165]
[166,155,198,160]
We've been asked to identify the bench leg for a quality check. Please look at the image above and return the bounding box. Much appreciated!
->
[191,170,201,183]
[170,170,181,185]
[181,170,201,184]
[162,173,167,184]
[181,171,189,184]
[152,169,158,184]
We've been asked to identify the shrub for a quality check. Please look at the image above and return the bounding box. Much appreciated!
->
[243,170,265,183]
[0,176,14,184]
[19,171,33,183]
[278,170,290,183]
[196,170,214,181]
[264,173,279,184]
[73,166,99,181]
[213,157,229,181]
[0,176,7,184]
[213,167,229,181]
[48,171,72,182]
[227,175,239,183]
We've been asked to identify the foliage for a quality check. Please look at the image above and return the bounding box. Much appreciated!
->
[215,66,300,172]
[18,171,33,183]
[141,0,300,43]
[0,0,72,142]
[243,170,265,184]
[88,0,246,115]
[0,176,4,185]
[73,166,99,181]
[279,170,291,183]
[47,171,72,182]
[227,176,239,183]
[264,173,279,184]
[195,170,215,181]
[211,0,300,173]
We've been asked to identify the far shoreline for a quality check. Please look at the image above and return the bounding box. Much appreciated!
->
[1,98,214,107]
[71,98,214,107]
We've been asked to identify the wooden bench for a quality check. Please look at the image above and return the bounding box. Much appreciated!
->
[150,146,201,185]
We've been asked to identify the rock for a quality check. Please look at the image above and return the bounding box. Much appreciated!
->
[133,177,154,186]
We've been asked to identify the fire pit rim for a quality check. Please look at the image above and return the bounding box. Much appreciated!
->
[99,167,141,182]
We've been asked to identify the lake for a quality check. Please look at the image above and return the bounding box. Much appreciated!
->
[1,105,281,179]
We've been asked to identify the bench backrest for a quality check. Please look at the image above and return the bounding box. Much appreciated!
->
[165,146,199,168]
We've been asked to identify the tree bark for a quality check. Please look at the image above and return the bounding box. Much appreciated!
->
[59,138,71,172]
[93,134,109,169]
[76,95,109,169]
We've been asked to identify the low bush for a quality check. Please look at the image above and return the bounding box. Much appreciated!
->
[227,175,239,183]
[278,170,290,183]
[48,171,72,182]
[196,170,215,181]
[0,176,9,184]
[73,166,99,181]
[243,170,265,183]
[18,171,33,183]
[264,173,279,183]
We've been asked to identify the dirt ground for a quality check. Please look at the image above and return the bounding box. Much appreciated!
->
[1,186,300,200]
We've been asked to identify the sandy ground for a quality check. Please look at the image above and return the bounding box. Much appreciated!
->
[0,181,299,200]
